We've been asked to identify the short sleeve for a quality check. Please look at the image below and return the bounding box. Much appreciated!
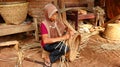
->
[40,23,48,35]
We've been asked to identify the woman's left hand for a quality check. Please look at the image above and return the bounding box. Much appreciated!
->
[69,31,75,36]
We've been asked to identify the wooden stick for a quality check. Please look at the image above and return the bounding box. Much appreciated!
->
[0,23,35,37]
[33,17,39,41]
[24,57,45,65]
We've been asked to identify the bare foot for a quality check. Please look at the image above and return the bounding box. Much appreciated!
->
[44,61,51,67]
[44,56,51,67]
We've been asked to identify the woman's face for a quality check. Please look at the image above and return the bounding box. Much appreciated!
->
[49,12,58,21]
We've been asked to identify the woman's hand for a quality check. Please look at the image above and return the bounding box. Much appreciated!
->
[63,30,75,40]
[42,30,75,44]
[42,33,70,44]
[63,33,70,40]
[69,30,74,36]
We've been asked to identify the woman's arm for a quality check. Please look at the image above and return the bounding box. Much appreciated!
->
[42,33,70,44]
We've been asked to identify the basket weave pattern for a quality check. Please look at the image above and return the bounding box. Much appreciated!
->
[103,23,120,40]
[0,2,28,25]
[66,33,81,61]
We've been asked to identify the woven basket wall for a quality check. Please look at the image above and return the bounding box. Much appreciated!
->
[0,2,28,25]
[103,23,120,40]
[66,33,81,61]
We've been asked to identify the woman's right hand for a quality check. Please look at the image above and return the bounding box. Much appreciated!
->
[63,33,70,40]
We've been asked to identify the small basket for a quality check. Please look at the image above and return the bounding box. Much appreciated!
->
[103,23,120,40]
[0,2,28,25]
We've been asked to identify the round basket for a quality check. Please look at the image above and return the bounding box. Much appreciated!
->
[103,23,120,40]
[0,2,28,25]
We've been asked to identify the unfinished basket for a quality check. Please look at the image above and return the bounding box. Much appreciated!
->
[66,33,81,61]
[103,23,120,40]
[0,2,28,25]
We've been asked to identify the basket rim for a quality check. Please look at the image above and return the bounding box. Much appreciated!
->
[0,2,29,6]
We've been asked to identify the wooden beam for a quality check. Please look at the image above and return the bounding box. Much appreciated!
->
[60,7,87,13]
[78,13,95,20]
[0,40,19,50]
[0,23,35,36]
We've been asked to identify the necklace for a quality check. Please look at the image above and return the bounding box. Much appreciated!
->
[49,25,56,28]
[49,22,56,28]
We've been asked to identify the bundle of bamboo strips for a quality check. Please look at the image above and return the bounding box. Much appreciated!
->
[16,43,41,67]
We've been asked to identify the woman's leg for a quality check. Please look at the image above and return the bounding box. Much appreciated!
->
[44,42,69,63]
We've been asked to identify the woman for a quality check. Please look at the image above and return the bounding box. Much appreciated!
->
[40,3,73,67]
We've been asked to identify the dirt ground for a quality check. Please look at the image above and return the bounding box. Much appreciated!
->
[0,33,120,67]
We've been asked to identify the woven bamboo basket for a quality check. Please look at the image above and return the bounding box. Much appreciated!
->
[103,23,120,40]
[0,2,28,25]
[66,33,81,61]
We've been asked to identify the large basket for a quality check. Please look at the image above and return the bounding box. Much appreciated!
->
[0,2,28,25]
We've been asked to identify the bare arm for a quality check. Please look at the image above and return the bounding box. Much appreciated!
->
[42,33,70,44]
